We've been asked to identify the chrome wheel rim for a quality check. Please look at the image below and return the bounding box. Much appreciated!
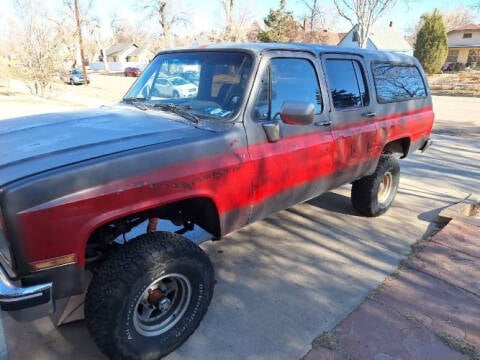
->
[378,171,393,204]
[133,273,192,337]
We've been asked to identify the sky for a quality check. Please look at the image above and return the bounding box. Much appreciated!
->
[2,0,480,37]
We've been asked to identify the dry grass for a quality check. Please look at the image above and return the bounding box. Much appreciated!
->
[0,74,136,119]
[428,70,480,96]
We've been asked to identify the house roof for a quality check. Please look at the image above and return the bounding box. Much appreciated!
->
[368,26,412,52]
[105,43,138,57]
[129,47,153,57]
[309,30,346,45]
[338,24,412,53]
[448,24,480,33]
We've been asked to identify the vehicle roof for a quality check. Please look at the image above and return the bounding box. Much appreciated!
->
[160,42,417,65]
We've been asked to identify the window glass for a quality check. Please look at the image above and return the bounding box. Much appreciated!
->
[467,49,480,63]
[325,59,368,109]
[253,70,270,120]
[372,63,427,103]
[353,60,369,105]
[446,49,459,63]
[124,51,253,119]
[253,58,322,121]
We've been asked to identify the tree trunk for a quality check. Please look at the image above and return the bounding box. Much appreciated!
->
[358,24,368,48]
[101,48,109,72]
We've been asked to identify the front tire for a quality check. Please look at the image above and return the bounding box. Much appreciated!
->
[351,154,400,217]
[85,232,215,360]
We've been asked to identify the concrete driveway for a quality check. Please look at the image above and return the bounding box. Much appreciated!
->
[2,96,479,360]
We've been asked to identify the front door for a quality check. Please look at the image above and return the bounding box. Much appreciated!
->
[243,52,335,223]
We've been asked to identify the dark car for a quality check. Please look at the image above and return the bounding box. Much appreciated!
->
[69,69,90,85]
[179,70,200,85]
[124,67,142,77]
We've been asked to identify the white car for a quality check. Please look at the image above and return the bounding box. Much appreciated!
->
[153,76,198,98]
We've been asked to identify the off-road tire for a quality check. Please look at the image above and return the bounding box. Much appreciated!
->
[351,154,400,217]
[85,232,215,360]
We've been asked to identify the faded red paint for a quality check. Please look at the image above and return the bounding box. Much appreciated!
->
[18,106,433,266]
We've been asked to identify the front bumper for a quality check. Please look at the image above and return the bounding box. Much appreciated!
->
[0,265,52,312]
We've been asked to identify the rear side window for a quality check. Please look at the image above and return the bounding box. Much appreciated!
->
[325,59,369,109]
[372,63,427,103]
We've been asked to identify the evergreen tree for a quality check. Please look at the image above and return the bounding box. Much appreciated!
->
[258,0,300,42]
[414,10,448,74]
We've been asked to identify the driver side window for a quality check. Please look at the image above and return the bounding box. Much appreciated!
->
[253,58,323,121]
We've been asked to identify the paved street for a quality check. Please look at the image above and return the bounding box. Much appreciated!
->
[1,96,479,359]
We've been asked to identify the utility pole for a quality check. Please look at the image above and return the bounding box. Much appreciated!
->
[74,0,88,85]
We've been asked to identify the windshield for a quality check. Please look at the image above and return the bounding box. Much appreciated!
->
[124,51,253,119]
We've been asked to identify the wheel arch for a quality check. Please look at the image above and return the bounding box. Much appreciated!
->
[83,196,221,263]
[382,137,411,158]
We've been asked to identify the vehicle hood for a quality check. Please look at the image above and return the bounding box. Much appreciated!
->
[0,105,207,186]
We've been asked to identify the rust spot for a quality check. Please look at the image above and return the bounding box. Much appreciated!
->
[148,288,164,304]
[147,217,159,233]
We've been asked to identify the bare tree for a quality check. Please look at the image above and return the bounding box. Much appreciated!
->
[301,0,324,33]
[442,6,476,32]
[222,0,235,40]
[332,0,399,48]
[109,17,151,47]
[12,0,70,96]
[142,1,187,48]
[405,6,476,46]
[221,0,254,42]
[299,0,341,42]
[62,0,95,66]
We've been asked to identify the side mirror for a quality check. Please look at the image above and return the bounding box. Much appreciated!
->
[280,101,315,126]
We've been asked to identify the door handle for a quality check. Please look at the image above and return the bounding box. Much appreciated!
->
[363,112,376,118]
[317,120,332,126]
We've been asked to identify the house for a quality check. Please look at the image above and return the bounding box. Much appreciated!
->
[304,29,347,45]
[102,43,154,64]
[338,23,413,56]
[446,24,480,67]
[90,43,154,72]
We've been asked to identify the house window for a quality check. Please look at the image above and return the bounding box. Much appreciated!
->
[463,33,473,39]
[446,49,459,63]
[467,49,480,64]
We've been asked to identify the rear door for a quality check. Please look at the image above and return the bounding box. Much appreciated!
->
[243,51,335,222]
[322,54,379,186]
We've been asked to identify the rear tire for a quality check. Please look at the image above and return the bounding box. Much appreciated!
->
[85,232,215,360]
[351,154,400,217]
